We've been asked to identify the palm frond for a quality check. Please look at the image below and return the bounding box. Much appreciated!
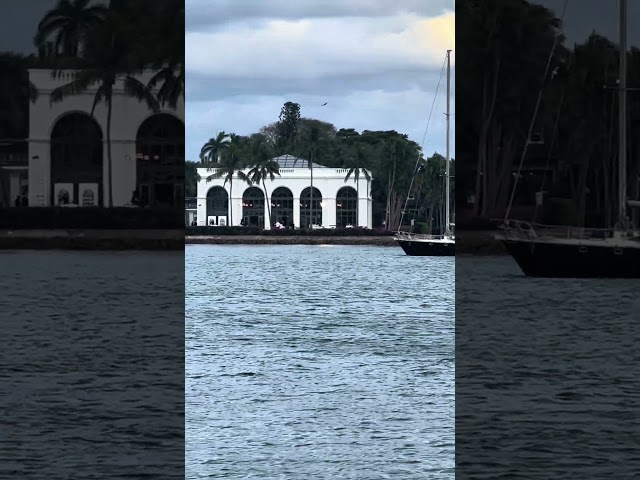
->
[236,171,252,184]
[50,68,99,104]
[123,75,160,113]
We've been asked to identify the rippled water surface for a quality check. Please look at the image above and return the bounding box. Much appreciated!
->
[456,255,640,478]
[186,245,454,479]
[1,251,184,479]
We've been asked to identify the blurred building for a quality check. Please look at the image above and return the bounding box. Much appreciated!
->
[27,69,184,207]
[196,154,373,229]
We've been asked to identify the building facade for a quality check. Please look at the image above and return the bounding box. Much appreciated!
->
[0,141,28,207]
[27,69,184,207]
[196,155,373,229]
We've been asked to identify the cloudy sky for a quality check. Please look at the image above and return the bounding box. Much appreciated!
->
[4,0,639,165]
[185,0,455,163]
[534,0,639,44]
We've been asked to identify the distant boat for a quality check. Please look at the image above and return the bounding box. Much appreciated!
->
[396,49,455,257]
[495,0,640,278]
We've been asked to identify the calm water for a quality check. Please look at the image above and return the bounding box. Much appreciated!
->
[0,251,184,479]
[456,255,640,478]
[186,245,455,479]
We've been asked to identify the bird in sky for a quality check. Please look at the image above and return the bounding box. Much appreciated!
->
[321,102,328,106]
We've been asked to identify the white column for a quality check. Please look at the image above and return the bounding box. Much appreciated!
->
[293,197,301,228]
[28,146,50,206]
[230,190,242,226]
[323,198,336,228]
[356,177,366,227]
[196,197,206,226]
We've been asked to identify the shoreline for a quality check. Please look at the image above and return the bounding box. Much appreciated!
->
[457,230,506,255]
[186,235,398,246]
[0,229,184,250]
[187,230,506,254]
[0,229,506,254]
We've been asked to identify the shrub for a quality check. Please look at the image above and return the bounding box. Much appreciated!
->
[416,222,430,234]
[185,226,395,237]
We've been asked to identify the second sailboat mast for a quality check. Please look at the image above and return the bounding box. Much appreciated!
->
[619,0,627,226]
[445,49,452,236]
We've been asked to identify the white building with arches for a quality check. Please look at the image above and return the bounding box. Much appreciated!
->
[27,69,184,207]
[196,154,373,229]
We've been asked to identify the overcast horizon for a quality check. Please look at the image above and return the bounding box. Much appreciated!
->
[4,1,640,165]
[185,0,455,163]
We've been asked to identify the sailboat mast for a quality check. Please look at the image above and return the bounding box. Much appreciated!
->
[619,0,627,227]
[445,49,452,236]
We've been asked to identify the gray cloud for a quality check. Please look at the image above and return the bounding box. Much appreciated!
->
[186,68,449,103]
[186,0,453,31]
[185,1,455,162]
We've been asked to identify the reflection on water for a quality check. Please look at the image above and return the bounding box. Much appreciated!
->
[186,245,454,479]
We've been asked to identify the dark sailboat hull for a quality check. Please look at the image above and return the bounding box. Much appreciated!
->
[397,239,455,256]
[501,238,640,278]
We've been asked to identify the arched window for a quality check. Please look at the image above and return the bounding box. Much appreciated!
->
[206,186,228,225]
[242,187,265,227]
[136,113,185,207]
[50,112,103,206]
[271,187,294,226]
[336,186,358,227]
[300,187,322,228]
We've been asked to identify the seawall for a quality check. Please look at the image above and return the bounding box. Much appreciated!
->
[0,230,184,250]
[0,229,505,253]
[186,231,506,254]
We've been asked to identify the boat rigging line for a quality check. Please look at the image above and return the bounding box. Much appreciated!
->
[504,0,570,222]
[397,51,448,233]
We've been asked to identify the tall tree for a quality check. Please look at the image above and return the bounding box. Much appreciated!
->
[200,131,230,164]
[34,0,107,57]
[205,143,251,226]
[343,147,372,226]
[276,101,301,153]
[247,139,280,227]
[295,125,323,227]
[457,0,564,218]
[144,0,185,108]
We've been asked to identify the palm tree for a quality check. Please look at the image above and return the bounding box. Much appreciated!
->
[295,125,322,227]
[197,131,230,184]
[343,155,372,227]
[34,0,107,57]
[206,145,251,226]
[145,1,184,108]
[200,131,230,165]
[247,141,280,227]
[49,7,160,207]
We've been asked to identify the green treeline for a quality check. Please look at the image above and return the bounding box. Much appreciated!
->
[189,102,455,232]
[457,0,640,227]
